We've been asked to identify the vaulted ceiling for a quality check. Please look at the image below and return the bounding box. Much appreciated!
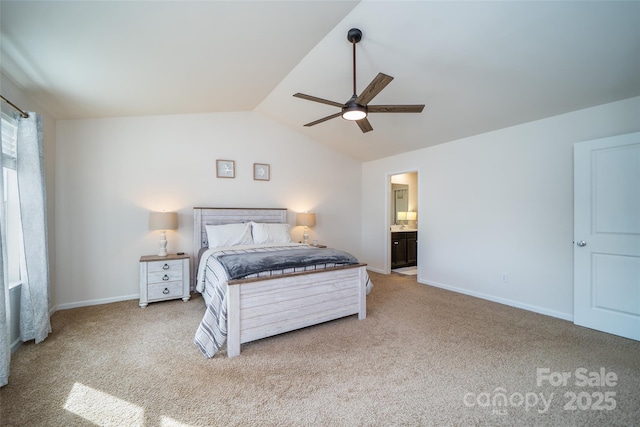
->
[2,1,639,161]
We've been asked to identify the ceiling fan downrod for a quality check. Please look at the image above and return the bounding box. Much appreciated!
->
[342,28,367,121]
[347,28,362,97]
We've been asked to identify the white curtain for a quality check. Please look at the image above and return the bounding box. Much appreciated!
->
[17,113,51,344]
[0,118,9,387]
[0,112,50,387]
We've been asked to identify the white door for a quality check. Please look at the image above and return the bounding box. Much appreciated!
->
[574,132,640,340]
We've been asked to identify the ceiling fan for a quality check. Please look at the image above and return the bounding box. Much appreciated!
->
[293,28,425,133]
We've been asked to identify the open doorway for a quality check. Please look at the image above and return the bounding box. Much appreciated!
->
[390,172,418,275]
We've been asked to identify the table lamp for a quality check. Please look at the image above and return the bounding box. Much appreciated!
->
[296,212,316,244]
[149,211,178,256]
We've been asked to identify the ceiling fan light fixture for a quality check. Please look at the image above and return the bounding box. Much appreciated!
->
[342,104,367,121]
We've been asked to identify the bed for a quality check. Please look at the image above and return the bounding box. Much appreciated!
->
[192,207,372,358]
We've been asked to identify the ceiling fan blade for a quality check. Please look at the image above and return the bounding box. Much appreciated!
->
[355,73,394,105]
[368,105,425,113]
[304,112,343,127]
[356,117,373,133]
[293,93,344,108]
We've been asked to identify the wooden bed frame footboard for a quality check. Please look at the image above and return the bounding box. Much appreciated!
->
[226,263,368,357]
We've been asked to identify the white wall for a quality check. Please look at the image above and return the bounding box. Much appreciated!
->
[362,96,640,320]
[55,112,362,308]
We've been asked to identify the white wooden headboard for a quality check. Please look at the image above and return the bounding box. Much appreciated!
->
[192,207,288,284]
[193,207,288,252]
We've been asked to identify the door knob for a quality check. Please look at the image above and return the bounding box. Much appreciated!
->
[576,241,587,247]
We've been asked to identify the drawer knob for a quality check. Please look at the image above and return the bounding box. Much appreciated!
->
[163,263,169,270]
[163,288,169,294]
[163,274,169,281]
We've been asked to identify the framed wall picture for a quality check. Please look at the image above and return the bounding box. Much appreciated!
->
[216,160,235,178]
[253,163,270,181]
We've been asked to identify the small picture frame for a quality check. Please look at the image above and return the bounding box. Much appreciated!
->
[216,160,235,178]
[253,163,270,181]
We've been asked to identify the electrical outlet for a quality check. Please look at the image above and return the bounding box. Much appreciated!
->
[500,273,509,283]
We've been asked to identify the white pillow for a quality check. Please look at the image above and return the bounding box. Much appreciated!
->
[206,223,253,248]
[251,222,291,244]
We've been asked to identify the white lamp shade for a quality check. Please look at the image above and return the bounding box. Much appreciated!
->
[406,211,417,221]
[296,212,316,227]
[149,212,178,230]
[396,212,407,221]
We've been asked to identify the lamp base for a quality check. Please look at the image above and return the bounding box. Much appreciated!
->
[158,230,169,257]
[303,227,310,245]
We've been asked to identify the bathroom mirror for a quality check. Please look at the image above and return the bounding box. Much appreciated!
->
[392,184,408,224]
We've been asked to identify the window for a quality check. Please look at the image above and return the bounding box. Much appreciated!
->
[2,114,23,287]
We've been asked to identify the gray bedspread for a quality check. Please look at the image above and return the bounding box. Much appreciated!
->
[214,247,358,280]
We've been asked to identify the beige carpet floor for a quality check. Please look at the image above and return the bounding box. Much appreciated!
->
[1,272,639,426]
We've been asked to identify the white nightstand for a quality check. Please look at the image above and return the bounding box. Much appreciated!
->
[139,253,190,307]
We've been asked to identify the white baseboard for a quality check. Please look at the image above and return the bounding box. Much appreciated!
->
[53,294,139,313]
[419,279,573,322]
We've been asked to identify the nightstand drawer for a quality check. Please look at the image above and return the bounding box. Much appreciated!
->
[147,259,183,273]
[148,269,183,284]
[147,281,184,301]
